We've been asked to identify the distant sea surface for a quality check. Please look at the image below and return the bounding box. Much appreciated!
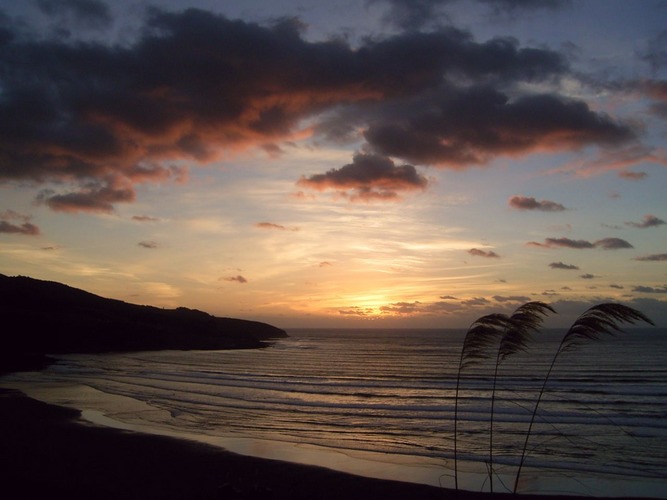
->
[4,328,667,496]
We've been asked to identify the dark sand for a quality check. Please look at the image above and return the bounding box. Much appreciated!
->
[0,388,656,500]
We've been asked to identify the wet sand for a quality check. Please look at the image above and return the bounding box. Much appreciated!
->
[0,388,658,500]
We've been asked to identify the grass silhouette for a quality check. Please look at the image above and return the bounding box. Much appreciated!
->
[452,302,653,494]
[454,313,510,490]
[488,301,555,493]
[511,303,654,493]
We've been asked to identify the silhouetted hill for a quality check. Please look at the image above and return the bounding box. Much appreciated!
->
[0,274,287,372]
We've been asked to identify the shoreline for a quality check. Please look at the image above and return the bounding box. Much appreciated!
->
[1,387,662,500]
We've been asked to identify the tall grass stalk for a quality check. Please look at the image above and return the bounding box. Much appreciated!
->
[512,303,654,493]
[487,302,555,493]
[453,313,509,490]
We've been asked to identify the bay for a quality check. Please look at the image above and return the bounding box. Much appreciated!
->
[3,328,666,497]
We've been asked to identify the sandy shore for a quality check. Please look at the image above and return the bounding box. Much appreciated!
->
[0,388,659,500]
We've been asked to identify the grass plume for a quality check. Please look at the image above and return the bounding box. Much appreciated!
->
[512,303,654,493]
[454,313,509,490]
[488,302,555,492]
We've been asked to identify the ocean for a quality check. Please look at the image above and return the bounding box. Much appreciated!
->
[3,328,667,497]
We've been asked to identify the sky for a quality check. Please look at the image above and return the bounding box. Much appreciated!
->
[1,0,666,328]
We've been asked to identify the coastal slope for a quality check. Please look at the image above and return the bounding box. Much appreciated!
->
[0,274,286,372]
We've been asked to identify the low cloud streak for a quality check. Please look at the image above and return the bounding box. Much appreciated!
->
[509,195,566,211]
[528,236,633,250]
[467,248,500,258]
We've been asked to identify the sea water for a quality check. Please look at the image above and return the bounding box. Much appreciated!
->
[3,328,667,497]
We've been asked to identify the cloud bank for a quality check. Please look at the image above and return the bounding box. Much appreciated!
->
[0,6,637,211]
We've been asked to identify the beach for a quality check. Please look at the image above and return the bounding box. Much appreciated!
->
[1,388,444,500]
[2,387,661,500]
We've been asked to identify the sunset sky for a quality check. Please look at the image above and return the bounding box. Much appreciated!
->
[1,0,666,328]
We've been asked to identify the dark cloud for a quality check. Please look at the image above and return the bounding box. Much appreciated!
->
[371,0,570,30]
[642,80,667,101]
[223,275,248,284]
[132,215,160,222]
[528,237,633,250]
[479,0,571,15]
[635,253,667,262]
[369,0,452,31]
[580,273,596,280]
[36,179,135,213]
[640,30,667,72]
[36,0,112,29]
[467,248,500,258]
[643,79,667,120]
[493,295,531,302]
[340,306,375,316]
[462,297,491,306]
[549,261,579,270]
[298,153,427,202]
[610,284,624,289]
[0,7,637,213]
[361,86,633,167]
[625,214,665,228]
[255,222,300,231]
[594,237,634,250]
[509,195,566,211]
[380,301,423,314]
[380,300,463,315]
[0,210,40,235]
[440,295,458,300]
[618,171,648,180]
[527,237,594,249]
[632,285,667,294]
[138,240,158,249]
